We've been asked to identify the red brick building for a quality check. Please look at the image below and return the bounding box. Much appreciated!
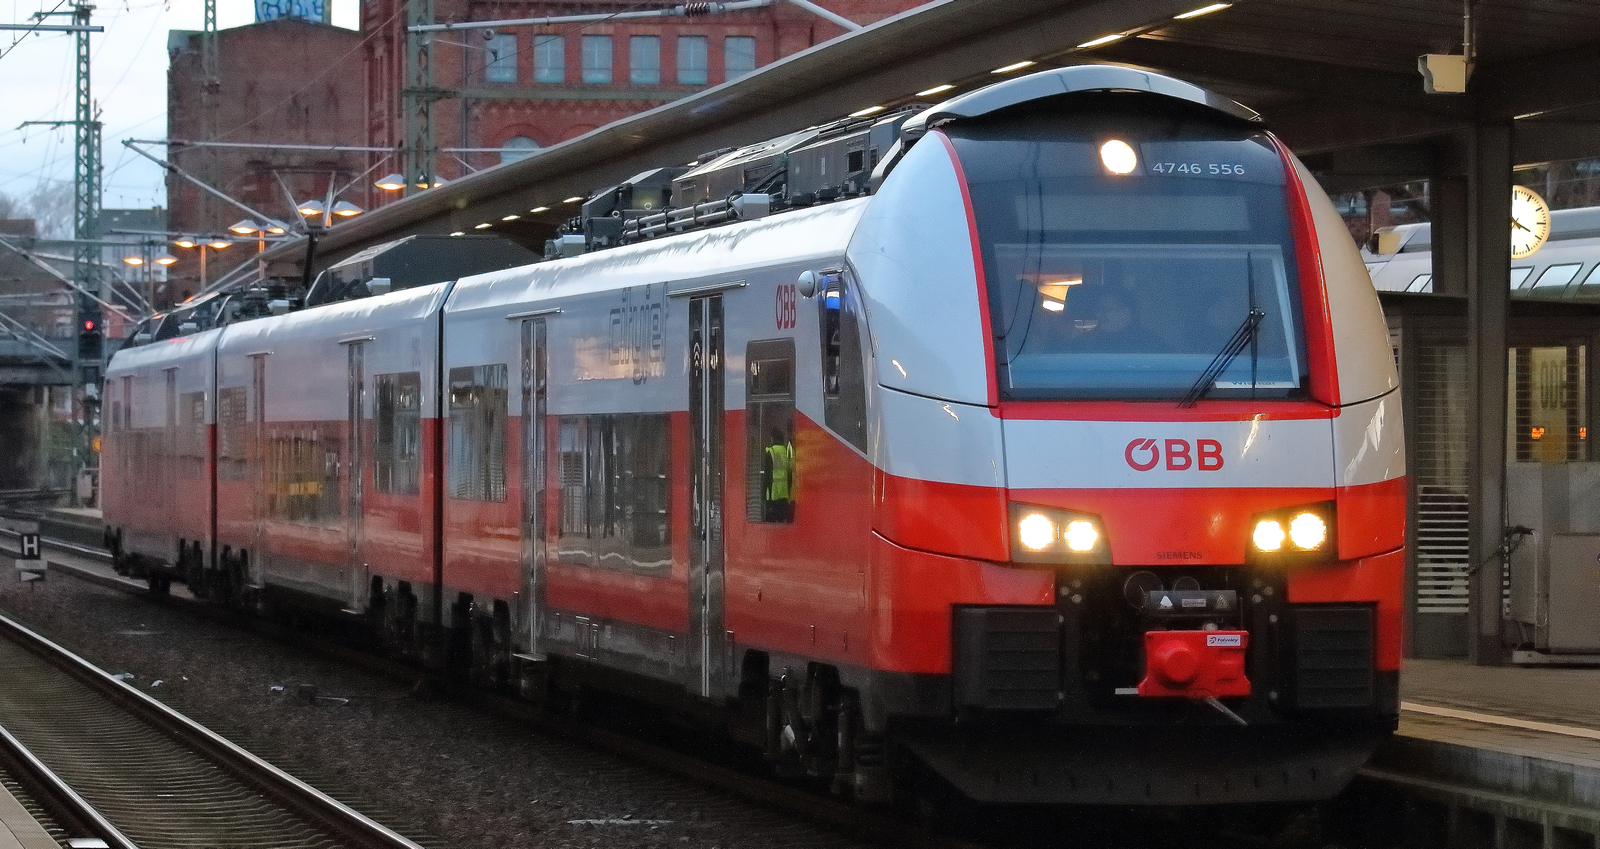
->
[167,18,370,301]
[362,0,922,190]
[166,1,918,299]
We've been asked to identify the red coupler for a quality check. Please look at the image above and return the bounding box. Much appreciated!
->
[1136,630,1251,699]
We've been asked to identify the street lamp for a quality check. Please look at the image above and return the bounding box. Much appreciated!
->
[296,194,363,290]
[172,235,232,290]
[375,173,407,192]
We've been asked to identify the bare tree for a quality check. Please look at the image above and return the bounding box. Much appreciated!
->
[24,181,73,239]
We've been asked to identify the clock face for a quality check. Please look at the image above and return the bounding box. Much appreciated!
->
[1511,185,1551,260]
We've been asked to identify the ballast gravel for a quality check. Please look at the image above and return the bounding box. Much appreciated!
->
[0,568,883,849]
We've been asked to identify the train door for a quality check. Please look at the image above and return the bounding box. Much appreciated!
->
[688,295,726,699]
[345,340,368,613]
[519,317,549,657]
[248,352,268,590]
[164,368,177,541]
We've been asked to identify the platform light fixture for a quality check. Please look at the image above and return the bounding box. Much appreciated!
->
[450,231,466,237]
[331,201,364,218]
[849,105,886,117]
[1078,33,1125,48]
[229,218,263,236]
[297,199,327,218]
[173,235,198,249]
[563,196,584,204]
[375,173,408,192]
[991,60,1035,74]
[474,222,493,229]
[502,214,521,221]
[529,206,550,214]
[207,238,232,250]
[916,84,954,97]
[154,253,178,266]
[122,255,144,266]
[1174,3,1230,18]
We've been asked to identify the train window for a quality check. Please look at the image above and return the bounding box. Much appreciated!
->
[946,102,1312,401]
[555,414,671,574]
[1510,267,1533,289]
[746,339,796,523]
[180,392,205,481]
[267,428,343,524]
[375,372,422,495]
[1406,274,1432,293]
[217,386,248,481]
[1579,265,1600,297]
[448,365,508,502]
[818,273,867,452]
[1532,263,1583,291]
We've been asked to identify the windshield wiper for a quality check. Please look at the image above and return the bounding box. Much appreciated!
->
[1179,309,1264,408]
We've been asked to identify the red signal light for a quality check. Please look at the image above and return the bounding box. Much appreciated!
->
[82,319,97,332]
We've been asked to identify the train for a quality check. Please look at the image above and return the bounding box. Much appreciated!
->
[1365,203,1600,296]
[101,64,1406,809]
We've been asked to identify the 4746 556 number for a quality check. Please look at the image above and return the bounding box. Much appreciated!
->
[1149,162,1245,175]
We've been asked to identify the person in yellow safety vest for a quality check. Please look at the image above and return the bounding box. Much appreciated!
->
[764,428,795,522]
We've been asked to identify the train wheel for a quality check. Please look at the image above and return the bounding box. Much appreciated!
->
[184,543,207,598]
[469,613,495,688]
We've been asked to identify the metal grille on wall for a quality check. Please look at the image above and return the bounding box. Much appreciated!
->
[1410,329,1470,615]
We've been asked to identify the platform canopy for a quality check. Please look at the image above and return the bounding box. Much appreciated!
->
[266,0,1600,270]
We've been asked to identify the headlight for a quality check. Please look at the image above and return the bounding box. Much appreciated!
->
[1288,512,1327,550]
[1252,519,1286,552]
[1018,512,1057,551]
[1009,503,1111,565]
[1248,501,1335,563]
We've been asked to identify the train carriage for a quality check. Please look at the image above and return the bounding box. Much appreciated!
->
[101,65,1407,809]
[103,331,218,590]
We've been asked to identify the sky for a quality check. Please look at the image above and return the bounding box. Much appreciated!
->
[0,0,358,219]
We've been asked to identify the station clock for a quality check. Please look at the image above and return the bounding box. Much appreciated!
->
[1510,185,1551,259]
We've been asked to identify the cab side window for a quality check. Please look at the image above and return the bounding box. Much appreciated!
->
[447,364,508,501]
[746,339,795,523]
[820,272,867,452]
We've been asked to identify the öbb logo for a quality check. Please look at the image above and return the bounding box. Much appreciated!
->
[1125,438,1224,472]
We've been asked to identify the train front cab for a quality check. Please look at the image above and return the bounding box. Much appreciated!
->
[847,68,1406,806]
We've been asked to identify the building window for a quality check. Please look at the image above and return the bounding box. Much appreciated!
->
[630,35,660,84]
[557,414,671,574]
[745,339,796,524]
[375,372,422,495]
[534,34,564,83]
[500,136,540,164]
[448,364,508,501]
[724,35,756,80]
[581,34,613,83]
[677,35,707,85]
[485,33,518,83]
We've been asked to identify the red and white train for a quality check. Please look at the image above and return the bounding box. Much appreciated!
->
[102,65,1405,807]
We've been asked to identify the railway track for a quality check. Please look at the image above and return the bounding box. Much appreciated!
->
[0,528,978,849]
[0,607,428,849]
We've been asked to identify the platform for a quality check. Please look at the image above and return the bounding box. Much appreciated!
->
[0,779,58,849]
[1349,659,1600,846]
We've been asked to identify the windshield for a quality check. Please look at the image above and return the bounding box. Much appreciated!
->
[947,99,1309,401]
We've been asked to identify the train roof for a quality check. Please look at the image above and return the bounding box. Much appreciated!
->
[901,64,1260,141]
[444,197,870,315]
